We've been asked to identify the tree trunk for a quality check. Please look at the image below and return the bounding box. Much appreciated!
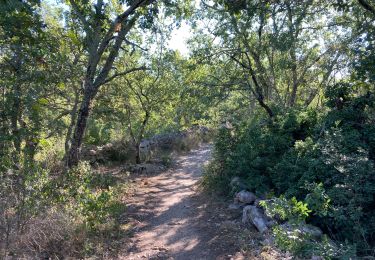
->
[135,111,150,164]
[66,82,95,168]
[64,88,80,160]
[287,3,298,107]
[10,83,22,163]
[135,142,141,164]
[289,49,298,107]
[64,0,150,169]
[257,95,274,118]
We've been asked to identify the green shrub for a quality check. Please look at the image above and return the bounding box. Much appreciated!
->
[204,109,319,195]
[106,141,135,163]
[84,119,112,145]
[201,126,237,194]
[201,160,231,195]
[1,158,127,258]
[262,197,356,259]
[58,162,124,230]
[161,153,173,167]
[206,82,375,255]
[260,196,311,223]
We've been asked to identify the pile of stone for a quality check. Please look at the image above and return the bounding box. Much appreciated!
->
[229,177,324,240]
[140,125,212,156]
[81,141,137,164]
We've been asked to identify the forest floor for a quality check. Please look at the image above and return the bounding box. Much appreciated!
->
[105,144,276,260]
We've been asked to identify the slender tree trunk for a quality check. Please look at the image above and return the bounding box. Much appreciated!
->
[23,139,37,168]
[64,88,80,159]
[10,83,21,163]
[135,111,150,164]
[257,94,274,118]
[9,46,23,165]
[0,85,7,157]
[66,81,95,168]
[289,48,298,107]
[135,141,141,164]
[287,3,298,107]
[64,0,150,169]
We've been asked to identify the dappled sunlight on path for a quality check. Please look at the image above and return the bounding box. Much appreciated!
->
[117,144,246,260]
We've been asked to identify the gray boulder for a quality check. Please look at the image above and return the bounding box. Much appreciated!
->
[235,190,256,204]
[280,222,323,239]
[228,202,246,210]
[242,205,269,233]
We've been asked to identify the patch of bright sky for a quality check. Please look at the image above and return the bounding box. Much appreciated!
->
[44,0,197,56]
[168,21,192,56]
[167,0,200,56]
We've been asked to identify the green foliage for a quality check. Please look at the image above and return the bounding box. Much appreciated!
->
[272,225,350,259]
[305,183,331,217]
[202,126,237,194]
[58,162,124,230]
[207,82,375,255]
[202,159,230,195]
[204,109,319,195]
[161,153,173,167]
[262,196,355,258]
[0,158,127,258]
[260,196,311,223]
[1,0,374,258]
[84,119,112,145]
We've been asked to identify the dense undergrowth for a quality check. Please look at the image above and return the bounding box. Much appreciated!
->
[203,82,375,258]
[0,127,209,259]
[0,159,129,259]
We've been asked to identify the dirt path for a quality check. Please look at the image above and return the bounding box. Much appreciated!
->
[118,144,250,260]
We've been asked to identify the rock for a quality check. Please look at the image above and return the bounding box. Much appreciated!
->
[280,222,323,239]
[242,205,269,233]
[266,219,277,228]
[88,149,97,156]
[301,224,323,239]
[228,202,245,210]
[230,176,248,190]
[254,198,264,207]
[260,237,275,246]
[235,190,256,204]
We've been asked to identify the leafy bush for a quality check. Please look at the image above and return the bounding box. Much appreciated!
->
[202,126,237,194]
[106,141,136,163]
[0,160,126,258]
[260,196,311,223]
[84,119,112,145]
[204,110,319,195]
[56,162,124,230]
[262,197,355,259]
[0,162,70,258]
[161,153,173,167]
[206,82,375,255]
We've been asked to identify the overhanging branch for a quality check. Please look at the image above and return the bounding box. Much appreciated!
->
[358,0,375,16]
[102,66,148,85]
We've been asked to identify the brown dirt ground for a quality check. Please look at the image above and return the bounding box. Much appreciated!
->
[108,144,285,260]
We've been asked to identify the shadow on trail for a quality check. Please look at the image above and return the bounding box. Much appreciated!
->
[118,145,245,260]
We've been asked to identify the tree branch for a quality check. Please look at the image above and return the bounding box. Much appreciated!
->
[69,0,92,35]
[93,16,138,88]
[96,0,151,59]
[358,0,375,16]
[102,66,148,85]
